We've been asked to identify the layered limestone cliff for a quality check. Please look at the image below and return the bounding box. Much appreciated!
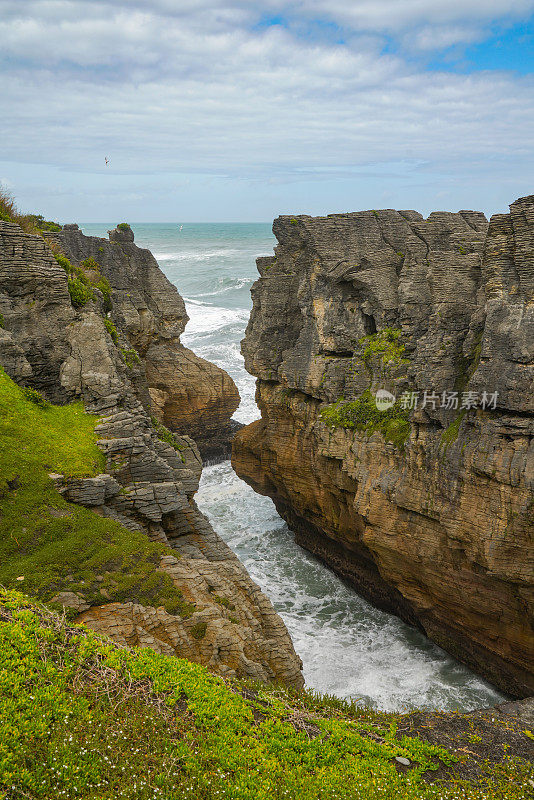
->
[0,219,303,688]
[233,197,534,698]
[45,223,240,461]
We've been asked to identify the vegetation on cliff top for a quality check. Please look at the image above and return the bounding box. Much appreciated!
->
[2,589,531,800]
[0,368,191,616]
[0,188,61,234]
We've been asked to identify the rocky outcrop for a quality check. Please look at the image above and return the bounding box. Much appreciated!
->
[0,219,303,688]
[46,223,240,461]
[233,198,534,698]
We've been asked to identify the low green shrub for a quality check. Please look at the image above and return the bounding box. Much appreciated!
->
[54,252,74,272]
[68,276,94,308]
[0,189,61,234]
[3,590,527,800]
[117,222,131,231]
[54,253,113,311]
[27,213,62,232]
[96,277,113,312]
[121,347,141,368]
[320,390,411,448]
[190,621,208,640]
[359,328,407,370]
[81,256,100,271]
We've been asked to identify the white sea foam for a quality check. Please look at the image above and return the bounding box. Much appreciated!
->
[153,248,243,262]
[146,222,505,712]
[197,463,503,712]
[181,299,250,338]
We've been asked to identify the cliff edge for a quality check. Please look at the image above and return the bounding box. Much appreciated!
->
[44,223,240,461]
[233,197,534,698]
[0,218,303,689]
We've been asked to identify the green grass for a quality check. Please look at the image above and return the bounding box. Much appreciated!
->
[149,416,185,461]
[0,368,192,616]
[320,390,411,449]
[2,590,530,800]
[117,222,131,232]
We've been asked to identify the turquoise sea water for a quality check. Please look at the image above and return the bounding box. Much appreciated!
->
[80,222,504,712]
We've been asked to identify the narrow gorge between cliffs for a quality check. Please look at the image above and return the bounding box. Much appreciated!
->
[81,221,504,713]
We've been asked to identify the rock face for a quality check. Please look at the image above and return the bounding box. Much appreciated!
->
[47,223,240,461]
[233,198,534,698]
[0,219,303,689]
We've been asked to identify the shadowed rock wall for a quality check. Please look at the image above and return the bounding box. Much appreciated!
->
[233,198,534,697]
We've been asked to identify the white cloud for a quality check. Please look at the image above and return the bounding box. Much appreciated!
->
[0,0,532,219]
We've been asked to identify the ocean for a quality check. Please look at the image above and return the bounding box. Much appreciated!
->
[80,222,503,712]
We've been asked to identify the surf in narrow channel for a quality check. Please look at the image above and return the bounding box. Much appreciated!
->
[83,221,504,713]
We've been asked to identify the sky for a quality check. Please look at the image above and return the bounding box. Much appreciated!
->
[1,0,533,222]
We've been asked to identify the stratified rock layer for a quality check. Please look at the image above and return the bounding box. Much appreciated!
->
[0,219,303,689]
[47,224,240,461]
[233,198,534,698]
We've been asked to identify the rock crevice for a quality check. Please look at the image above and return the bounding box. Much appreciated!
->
[0,219,304,689]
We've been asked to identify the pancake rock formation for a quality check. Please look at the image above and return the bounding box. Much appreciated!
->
[0,218,303,688]
[47,223,240,462]
[232,196,534,698]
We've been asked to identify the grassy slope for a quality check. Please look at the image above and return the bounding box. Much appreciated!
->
[0,368,191,615]
[1,590,532,800]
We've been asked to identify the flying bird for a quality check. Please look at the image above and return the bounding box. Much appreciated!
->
[105,157,109,166]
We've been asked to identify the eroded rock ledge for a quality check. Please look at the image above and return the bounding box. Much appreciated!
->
[232,198,534,698]
[46,223,240,462]
[0,219,303,689]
